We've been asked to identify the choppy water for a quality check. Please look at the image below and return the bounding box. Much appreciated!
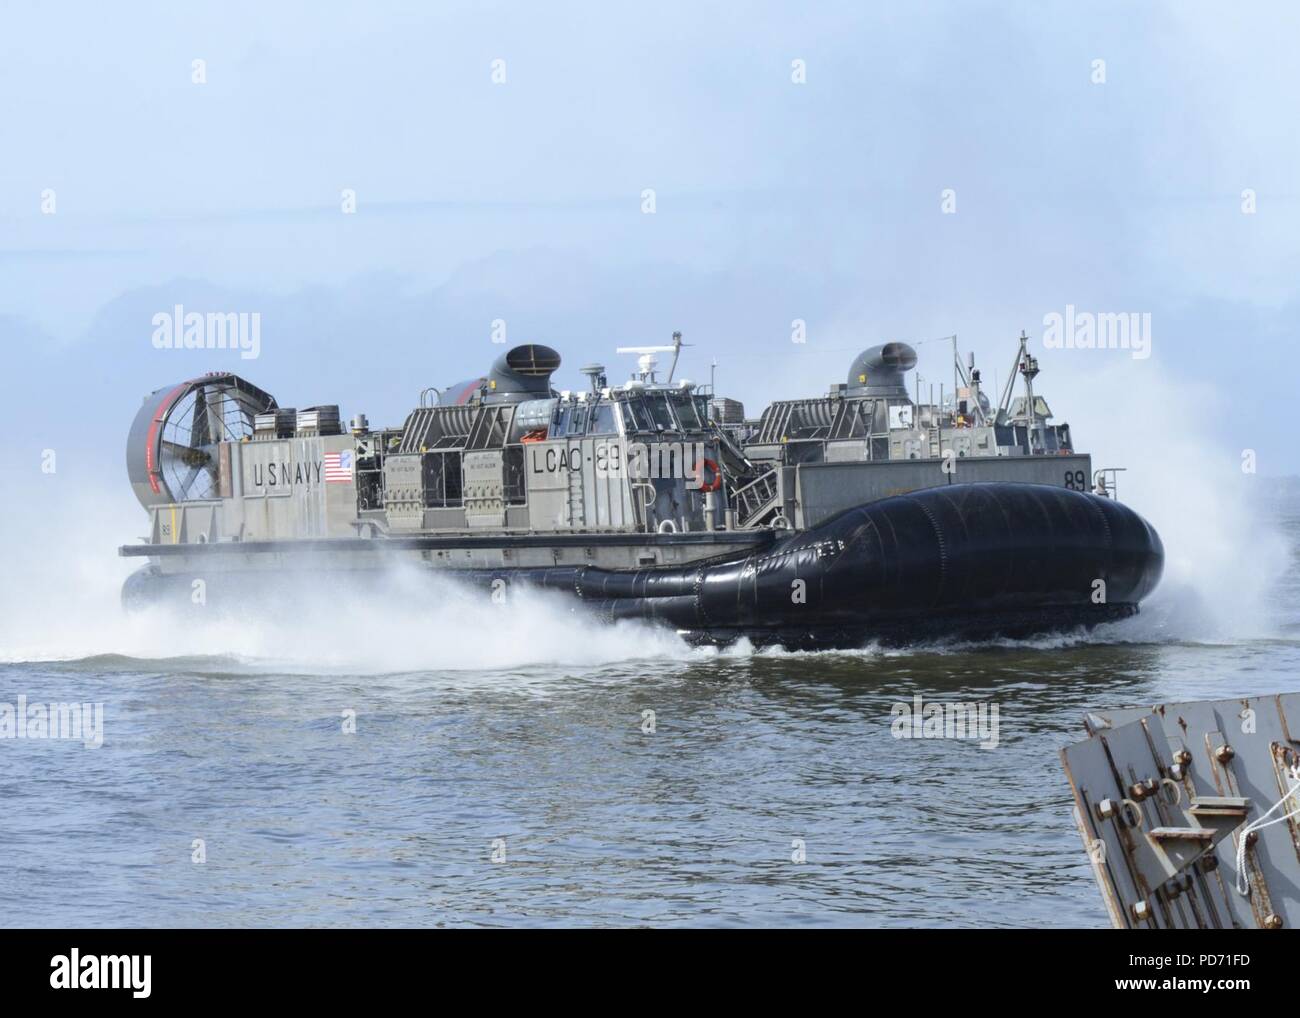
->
[2,487,1298,928]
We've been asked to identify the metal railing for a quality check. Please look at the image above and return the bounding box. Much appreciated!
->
[732,468,780,528]
[1093,466,1126,500]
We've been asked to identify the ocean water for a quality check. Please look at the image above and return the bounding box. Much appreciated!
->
[1,485,1297,928]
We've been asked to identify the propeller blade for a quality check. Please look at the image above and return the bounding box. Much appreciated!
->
[191,387,210,447]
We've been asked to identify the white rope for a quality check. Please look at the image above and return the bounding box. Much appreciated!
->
[1235,778,1300,896]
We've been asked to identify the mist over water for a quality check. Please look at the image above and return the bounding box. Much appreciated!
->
[0,484,695,672]
[0,416,1292,670]
[1065,359,1292,643]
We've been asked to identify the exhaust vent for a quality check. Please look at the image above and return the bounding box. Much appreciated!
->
[504,344,562,377]
[845,342,918,398]
[485,344,562,403]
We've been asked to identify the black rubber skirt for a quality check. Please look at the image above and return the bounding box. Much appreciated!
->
[480,482,1164,647]
[123,483,1163,650]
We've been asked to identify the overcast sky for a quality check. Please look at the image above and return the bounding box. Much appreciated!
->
[2,0,1297,481]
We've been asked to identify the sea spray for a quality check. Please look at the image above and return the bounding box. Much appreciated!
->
[0,484,695,671]
[1067,361,1290,642]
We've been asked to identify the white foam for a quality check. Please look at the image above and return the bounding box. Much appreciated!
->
[0,486,694,672]
[1070,362,1292,642]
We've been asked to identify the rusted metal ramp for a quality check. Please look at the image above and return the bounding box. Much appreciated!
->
[1061,692,1300,928]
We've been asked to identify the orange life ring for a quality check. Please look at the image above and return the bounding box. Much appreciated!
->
[520,428,548,444]
[698,457,723,493]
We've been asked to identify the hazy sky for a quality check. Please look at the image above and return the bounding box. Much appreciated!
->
[2,0,1297,481]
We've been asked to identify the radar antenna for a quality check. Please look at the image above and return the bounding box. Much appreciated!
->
[616,330,689,383]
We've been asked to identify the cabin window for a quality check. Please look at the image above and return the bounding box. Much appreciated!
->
[671,393,701,430]
[620,397,653,433]
[568,406,589,435]
[646,394,676,432]
[590,403,617,434]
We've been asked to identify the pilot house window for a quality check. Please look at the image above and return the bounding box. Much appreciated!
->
[646,394,676,432]
[620,398,653,433]
[671,394,701,430]
[590,403,617,434]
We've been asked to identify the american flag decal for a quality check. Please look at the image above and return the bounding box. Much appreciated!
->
[323,451,354,483]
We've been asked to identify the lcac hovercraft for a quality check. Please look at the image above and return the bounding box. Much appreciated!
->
[121,331,1163,649]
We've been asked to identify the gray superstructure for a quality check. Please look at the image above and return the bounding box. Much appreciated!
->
[729,331,1095,531]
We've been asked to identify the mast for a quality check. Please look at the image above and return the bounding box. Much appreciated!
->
[951,334,959,415]
[997,333,1025,417]
[1016,331,1041,453]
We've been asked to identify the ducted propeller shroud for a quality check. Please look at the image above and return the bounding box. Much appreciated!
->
[126,373,277,509]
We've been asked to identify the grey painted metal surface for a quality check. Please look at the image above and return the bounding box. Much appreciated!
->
[1062,692,1300,928]
[120,336,1147,613]
[793,455,1093,529]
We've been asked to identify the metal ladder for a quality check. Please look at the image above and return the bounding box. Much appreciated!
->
[928,421,943,459]
[732,468,781,529]
[566,447,585,527]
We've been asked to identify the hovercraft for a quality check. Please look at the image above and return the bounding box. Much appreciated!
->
[121,331,1163,648]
